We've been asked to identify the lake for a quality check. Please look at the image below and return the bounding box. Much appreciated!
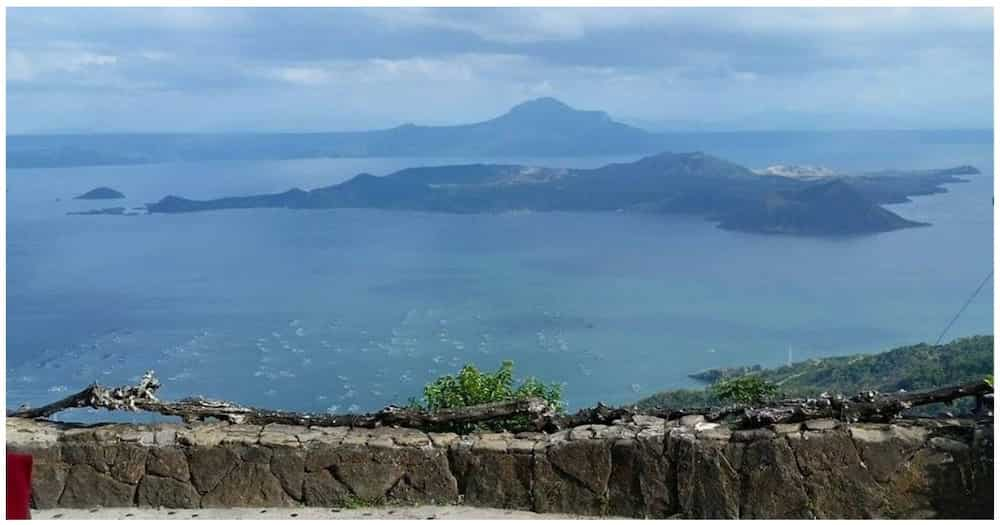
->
[5,133,994,419]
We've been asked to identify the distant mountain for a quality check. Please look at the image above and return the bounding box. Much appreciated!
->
[74,187,125,200]
[7,98,663,168]
[316,97,661,157]
[8,145,148,169]
[8,100,993,169]
[142,151,977,235]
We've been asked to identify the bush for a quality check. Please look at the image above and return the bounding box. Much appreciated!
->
[711,375,779,406]
[412,360,563,432]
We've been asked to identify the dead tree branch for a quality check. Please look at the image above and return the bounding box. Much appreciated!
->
[740,381,994,427]
[7,371,555,428]
[8,370,161,419]
[7,371,992,431]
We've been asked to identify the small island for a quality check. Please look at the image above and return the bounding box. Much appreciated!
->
[74,187,125,200]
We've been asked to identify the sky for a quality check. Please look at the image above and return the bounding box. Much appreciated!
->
[5,7,994,134]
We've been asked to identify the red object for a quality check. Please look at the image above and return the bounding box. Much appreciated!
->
[6,453,33,519]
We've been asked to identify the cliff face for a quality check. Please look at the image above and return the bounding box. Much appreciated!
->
[6,416,993,518]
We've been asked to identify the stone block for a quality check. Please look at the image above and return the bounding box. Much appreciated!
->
[59,465,135,507]
[136,475,200,508]
[451,445,532,510]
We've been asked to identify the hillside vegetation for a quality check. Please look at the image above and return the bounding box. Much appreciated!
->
[636,335,993,410]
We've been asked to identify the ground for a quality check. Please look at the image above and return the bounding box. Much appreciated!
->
[31,506,604,520]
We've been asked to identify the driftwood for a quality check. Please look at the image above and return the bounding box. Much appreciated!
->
[551,382,993,430]
[7,371,555,429]
[740,381,994,427]
[7,371,993,431]
[541,403,746,431]
[8,371,163,419]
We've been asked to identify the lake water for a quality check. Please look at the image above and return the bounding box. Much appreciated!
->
[5,135,994,419]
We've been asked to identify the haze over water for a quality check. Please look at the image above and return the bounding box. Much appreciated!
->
[5,132,994,419]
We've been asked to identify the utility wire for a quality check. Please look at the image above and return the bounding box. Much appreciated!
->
[934,269,993,345]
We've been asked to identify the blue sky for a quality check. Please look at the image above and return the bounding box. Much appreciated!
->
[6,7,994,133]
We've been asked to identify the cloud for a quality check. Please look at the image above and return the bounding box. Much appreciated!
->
[6,45,120,87]
[365,8,599,44]
[267,66,333,86]
[4,7,993,132]
[256,53,533,90]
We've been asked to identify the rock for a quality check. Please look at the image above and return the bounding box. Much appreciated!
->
[533,438,612,515]
[302,469,353,506]
[450,445,533,510]
[59,465,135,507]
[386,428,431,448]
[306,445,456,504]
[732,428,777,442]
[187,446,240,494]
[137,475,199,508]
[177,423,231,448]
[668,430,742,519]
[340,428,376,447]
[146,447,190,482]
[471,437,508,452]
[9,443,64,509]
[630,415,666,429]
[678,415,705,427]
[270,448,306,501]
[6,418,62,446]
[153,427,178,446]
[607,432,672,518]
[259,424,302,448]
[882,444,972,517]
[4,416,990,518]
[697,425,733,441]
[928,436,970,453]
[785,431,884,518]
[772,423,803,434]
[31,461,68,509]
[739,436,813,518]
[429,432,460,449]
[201,462,291,507]
[568,426,596,441]
[507,439,536,453]
[219,425,262,446]
[60,444,147,484]
[969,423,994,518]
[297,426,348,446]
[692,421,720,432]
[804,418,839,431]
[849,424,928,483]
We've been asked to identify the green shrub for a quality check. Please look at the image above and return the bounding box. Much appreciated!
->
[711,375,779,406]
[412,360,563,432]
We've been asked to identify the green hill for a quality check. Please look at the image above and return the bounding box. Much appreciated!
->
[636,335,994,410]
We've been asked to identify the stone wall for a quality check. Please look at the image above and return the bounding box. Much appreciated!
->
[6,415,993,518]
